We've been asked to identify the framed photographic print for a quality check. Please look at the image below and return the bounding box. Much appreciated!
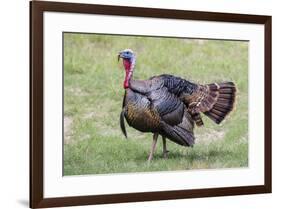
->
[30,0,272,208]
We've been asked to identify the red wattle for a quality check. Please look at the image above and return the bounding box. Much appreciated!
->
[123,80,129,89]
[123,59,131,71]
[123,59,132,89]
[123,69,130,88]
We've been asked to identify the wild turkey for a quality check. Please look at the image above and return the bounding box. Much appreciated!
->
[118,49,236,161]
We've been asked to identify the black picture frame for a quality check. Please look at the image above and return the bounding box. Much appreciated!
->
[30,1,272,208]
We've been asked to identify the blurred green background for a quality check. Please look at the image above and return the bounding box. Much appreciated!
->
[63,33,248,175]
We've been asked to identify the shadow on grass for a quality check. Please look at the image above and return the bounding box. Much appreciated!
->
[136,148,234,162]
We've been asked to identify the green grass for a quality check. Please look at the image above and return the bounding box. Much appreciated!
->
[63,33,248,175]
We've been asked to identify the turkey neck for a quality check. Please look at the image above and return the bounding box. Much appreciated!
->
[123,57,135,89]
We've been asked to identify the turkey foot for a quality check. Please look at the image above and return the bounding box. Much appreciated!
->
[148,133,158,161]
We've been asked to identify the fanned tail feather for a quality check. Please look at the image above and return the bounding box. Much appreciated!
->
[204,82,236,124]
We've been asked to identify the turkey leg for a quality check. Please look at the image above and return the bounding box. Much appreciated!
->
[162,136,169,158]
[148,133,158,161]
